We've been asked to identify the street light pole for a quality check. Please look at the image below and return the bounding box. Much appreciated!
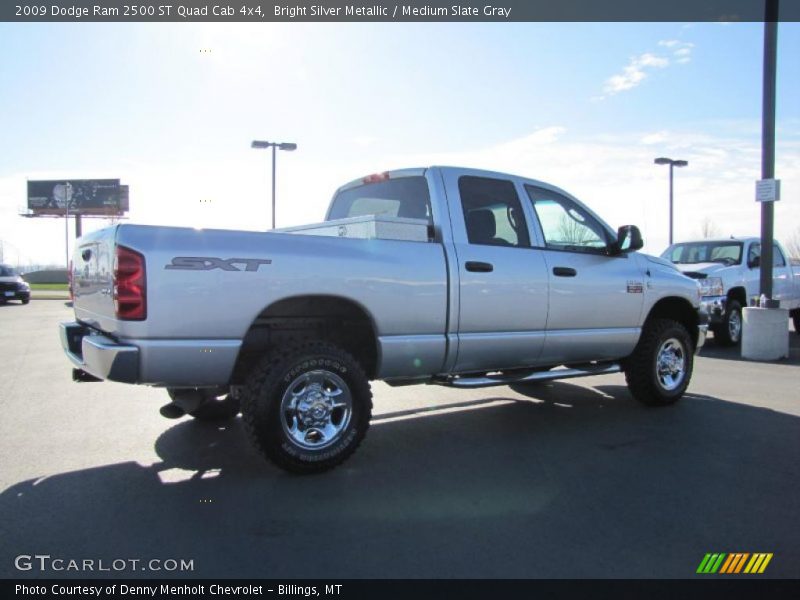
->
[251,140,298,230]
[64,182,71,270]
[271,145,277,230]
[654,157,688,245]
[759,0,779,306]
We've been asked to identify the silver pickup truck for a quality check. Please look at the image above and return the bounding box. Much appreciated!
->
[61,166,706,473]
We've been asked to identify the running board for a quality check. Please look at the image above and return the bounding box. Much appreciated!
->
[435,362,622,389]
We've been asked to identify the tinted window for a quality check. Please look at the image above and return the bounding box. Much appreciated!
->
[526,185,610,253]
[328,176,431,222]
[458,176,529,248]
[0,266,16,277]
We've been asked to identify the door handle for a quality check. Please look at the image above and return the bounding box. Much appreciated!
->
[465,261,494,273]
[553,266,577,277]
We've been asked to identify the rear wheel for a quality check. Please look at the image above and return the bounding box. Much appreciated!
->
[240,341,372,474]
[715,299,742,346]
[624,318,693,406]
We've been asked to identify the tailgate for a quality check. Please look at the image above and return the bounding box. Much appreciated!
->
[71,225,118,326]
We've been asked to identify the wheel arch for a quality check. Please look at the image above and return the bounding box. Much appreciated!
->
[727,286,747,307]
[231,294,380,383]
[643,296,700,349]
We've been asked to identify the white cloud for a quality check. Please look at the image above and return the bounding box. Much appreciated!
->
[603,52,669,96]
[393,126,800,255]
[641,131,669,145]
[352,135,378,147]
[660,39,695,65]
[3,125,799,266]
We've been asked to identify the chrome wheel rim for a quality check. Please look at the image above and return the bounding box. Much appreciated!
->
[280,370,352,450]
[728,309,742,342]
[656,337,686,391]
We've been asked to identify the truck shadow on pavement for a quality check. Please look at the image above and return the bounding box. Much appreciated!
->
[2,383,799,579]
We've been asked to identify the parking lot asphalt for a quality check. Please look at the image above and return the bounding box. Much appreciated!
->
[1,301,798,579]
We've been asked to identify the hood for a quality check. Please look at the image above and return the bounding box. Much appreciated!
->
[673,262,728,277]
[644,254,679,271]
[0,275,25,284]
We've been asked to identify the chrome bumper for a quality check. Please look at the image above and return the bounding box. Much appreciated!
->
[695,306,710,352]
[700,295,727,324]
[60,321,139,383]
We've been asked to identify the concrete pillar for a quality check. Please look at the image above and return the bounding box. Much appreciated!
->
[741,307,789,360]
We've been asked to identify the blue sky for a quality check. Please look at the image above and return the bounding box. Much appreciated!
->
[1,21,799,265]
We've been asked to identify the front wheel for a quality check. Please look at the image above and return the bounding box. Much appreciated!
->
[240,341,372,474]
[624,318,694,406]
[715,299,742,346]
[792,311,800,336]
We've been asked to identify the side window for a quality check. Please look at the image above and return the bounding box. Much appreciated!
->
[748,243,784,267]
[773,243,786,267]
[458,176,530,248]
[525,185,610,253]
[748,243,760,266]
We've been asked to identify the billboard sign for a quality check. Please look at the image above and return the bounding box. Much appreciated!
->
[27,179,127,216]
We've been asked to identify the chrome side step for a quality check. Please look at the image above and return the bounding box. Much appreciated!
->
[435,362,622,389]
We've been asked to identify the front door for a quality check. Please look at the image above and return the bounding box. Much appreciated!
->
[525,184,645,364]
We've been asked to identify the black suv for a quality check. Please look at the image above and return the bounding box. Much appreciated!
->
[0,265,31,305]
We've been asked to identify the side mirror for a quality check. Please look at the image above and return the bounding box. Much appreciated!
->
[748,256,760,269]
[610,225,643,255]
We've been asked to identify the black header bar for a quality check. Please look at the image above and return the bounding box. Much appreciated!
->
[3,1,800,23]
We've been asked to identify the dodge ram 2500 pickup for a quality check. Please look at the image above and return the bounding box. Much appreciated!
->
[662,237,800,345]
[61,166,707,473]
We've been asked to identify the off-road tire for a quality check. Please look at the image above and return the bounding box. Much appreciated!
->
[623,318,693,406]
[240,341,372,474]
[715,299,742,346]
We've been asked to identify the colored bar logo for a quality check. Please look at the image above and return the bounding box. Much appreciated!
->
[697,553,773,574]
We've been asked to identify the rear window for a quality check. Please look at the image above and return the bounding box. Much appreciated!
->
[328,176,431,222]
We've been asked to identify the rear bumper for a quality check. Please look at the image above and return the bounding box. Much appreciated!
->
[60,321,241,386]
[60,321,139,383]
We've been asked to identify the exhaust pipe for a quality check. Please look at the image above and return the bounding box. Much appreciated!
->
[159,403,186,419]
[73,368,102,383]
[159,388,208,419]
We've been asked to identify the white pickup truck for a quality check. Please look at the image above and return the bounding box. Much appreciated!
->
[661,237,800,345]
[62,166,707,473]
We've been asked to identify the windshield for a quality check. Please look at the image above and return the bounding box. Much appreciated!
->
[0,265,18,277]
[662,242,743,265]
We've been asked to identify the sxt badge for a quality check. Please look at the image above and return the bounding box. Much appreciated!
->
[166,257,272,272]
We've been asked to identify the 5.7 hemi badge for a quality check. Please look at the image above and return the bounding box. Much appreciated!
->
[166,257,272,272]
[626,280,644,294]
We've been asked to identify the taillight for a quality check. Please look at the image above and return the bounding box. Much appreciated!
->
[362,172,390,184]
[114,245,146,320]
